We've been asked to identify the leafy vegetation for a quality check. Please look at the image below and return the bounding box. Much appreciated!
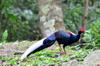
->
[91,20,100,49]
[0,0,40,41]
[0,0,100,41]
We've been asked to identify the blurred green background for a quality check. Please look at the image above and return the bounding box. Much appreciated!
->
[0,0,100,45]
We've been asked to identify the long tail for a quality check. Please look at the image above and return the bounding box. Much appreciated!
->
[21,38,46,60]
[21,34,56,60]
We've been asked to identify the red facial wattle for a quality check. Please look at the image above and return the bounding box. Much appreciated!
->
[80,26,85,33]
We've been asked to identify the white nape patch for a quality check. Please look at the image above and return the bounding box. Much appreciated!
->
[21,38,46,60]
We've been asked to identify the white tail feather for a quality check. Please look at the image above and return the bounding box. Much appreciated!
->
[21,38,46,60]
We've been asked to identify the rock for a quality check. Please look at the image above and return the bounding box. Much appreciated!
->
[62,50,100,66]
[0,61,3,65]
[62,59,78,66]
[83,50,100,66]
[13,40,19,45]
[78,64,85,66]
[62,62,68,66]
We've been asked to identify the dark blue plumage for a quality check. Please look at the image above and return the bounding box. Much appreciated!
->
[55,30,82,51]
[21,30,84,60]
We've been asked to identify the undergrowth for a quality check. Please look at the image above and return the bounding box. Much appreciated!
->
[0,45,93,66]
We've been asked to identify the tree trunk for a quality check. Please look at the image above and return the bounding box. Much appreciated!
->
[38,0,65,37]
[80,0,89,44]
[82,0,89,27]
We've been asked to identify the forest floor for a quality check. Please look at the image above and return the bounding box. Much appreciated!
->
[0,41,93,66]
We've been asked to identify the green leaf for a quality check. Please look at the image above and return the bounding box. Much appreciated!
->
[2,29,8,42]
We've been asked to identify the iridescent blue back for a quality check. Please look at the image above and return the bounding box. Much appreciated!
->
[55,30,80,46]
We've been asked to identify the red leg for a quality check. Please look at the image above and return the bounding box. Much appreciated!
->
[58,44,66,55]
[62,45,66,55]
